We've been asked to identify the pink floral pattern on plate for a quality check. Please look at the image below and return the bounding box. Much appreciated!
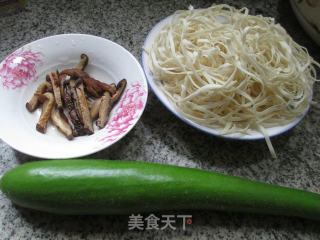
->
[98,83,147,143]
[0,47,43,90]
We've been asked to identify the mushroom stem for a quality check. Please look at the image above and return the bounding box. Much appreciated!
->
[36,92,55,133]
[75,54,88,70]
[96,91,111,129]
[62,81,86,136]
[90,97,102,120]
[48,72,63,109]
[111,79,127,106]
[51,106,74,140]
[84,77,116,97]
[75,80,94,134]
[26,81,52,112]
[69,79,83,123]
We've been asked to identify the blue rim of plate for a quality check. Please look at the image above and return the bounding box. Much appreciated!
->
[141,12,310,141]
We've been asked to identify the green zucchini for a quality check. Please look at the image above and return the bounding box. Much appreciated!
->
[0,159,319,220]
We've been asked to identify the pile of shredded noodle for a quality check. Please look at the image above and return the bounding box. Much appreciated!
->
[147,4,320,158]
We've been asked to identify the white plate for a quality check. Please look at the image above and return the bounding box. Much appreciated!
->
[142,13,308,140]
[0,34,148,158]
[290,0,320,46]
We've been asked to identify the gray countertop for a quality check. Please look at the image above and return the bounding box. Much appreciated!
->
[1,0,320,239]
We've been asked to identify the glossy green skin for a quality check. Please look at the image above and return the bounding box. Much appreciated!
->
[0,159,319,219]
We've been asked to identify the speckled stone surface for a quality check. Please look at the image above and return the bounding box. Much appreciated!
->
[0,0,320,239]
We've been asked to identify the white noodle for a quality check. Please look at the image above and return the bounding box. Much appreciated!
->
[147,4,320,157]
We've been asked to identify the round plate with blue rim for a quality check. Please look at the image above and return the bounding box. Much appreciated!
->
[141,13,309,140]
